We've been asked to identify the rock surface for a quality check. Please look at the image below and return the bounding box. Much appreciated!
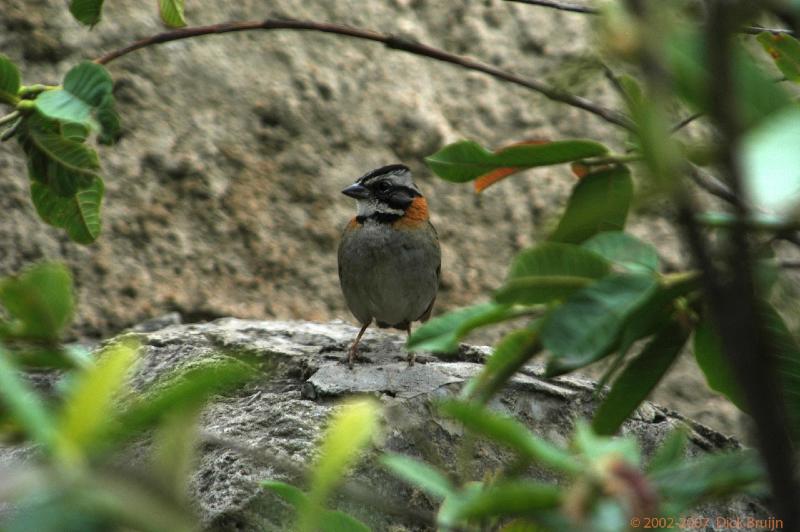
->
[114,318,760,531]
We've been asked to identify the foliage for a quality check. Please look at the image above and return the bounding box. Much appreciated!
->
[0,262,259,530]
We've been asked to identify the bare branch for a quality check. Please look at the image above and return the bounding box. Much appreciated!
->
[504,0,795,35]
[94,18,632,129]
[670,112,703,133]
[687,165,738,205]
[504,0,598,14]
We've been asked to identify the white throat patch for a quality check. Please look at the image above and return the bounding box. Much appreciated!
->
[356,198,404,218]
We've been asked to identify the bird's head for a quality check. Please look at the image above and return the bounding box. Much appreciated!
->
[342,164,425,222]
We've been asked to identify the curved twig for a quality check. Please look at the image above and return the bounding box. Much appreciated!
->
[93,18,633,130]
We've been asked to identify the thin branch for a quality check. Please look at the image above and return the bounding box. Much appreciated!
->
[504,0,597,14]
[670,112,703,133]
[0,111,19,127]
[777,259,800,269]
[93,18,632,130]
[504,0,795,35]
[687,165,739,205]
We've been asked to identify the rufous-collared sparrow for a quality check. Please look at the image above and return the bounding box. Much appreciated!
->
[338,164,441,368]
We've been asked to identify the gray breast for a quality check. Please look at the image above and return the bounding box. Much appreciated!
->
[338,220,440,328]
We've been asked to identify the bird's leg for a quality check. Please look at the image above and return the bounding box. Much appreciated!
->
[405,325,415,367]
[347,322,370,369]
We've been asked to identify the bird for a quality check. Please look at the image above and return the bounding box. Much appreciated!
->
[338,164,441,368]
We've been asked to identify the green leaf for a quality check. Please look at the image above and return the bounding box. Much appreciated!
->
[0,345,56,448]
[300,400,379,532]
[439,400,580,474]
[741,106,800,217]
[56,340,139,459]
[69,0,105,26]
[425,139,607,184]
[159,0,187,28]
[582,232,659,273]
[573,422,640,466]
[0,54,21,105]
[0,262,74,341]
[598,273,699,390]
[693,319,747,411]
[495,242,610,305]
[381,454,455,499]
[31,177,104,244]
[407,302,520,353]
[34,62,113,128]
[542,273,658,376]
[263,481,372,532]
[262,480,307,507]
[465,325,541,402]
[761,303,800,440]
[647,427,688,474]
[96,93,121,145]
[650,450,765,509]
[757,32,800,83]
[152,406,200,501]
[19,115,100,196]
[549,166,633,244]
[668,30,791,129]
[441,480,561,523]
[593,319,690,435]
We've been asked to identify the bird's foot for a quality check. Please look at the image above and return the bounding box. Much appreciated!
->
[407,351,416,367]
[345,347,372,369]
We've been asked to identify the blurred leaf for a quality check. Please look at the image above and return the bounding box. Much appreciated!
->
[757,32,800,82]
[56,340,139,460]
[761,303,800,440]
[300,399,379,532]
[668,30,791,128]
[18,115,100,196]
[549,166,633,244]
[466,324,541,402]
[110,359,254,443]
[542,273,658,376]
[741,106,800,217]
[381,453,455,499]
[441,480,561,523]
[0,345,56,448]
[573,422,640,466]
[30,177,104,244]
[35,62,113,129]
[0,54,21,104]
[499,521,543,532]
[0,262,73,341]
[582,232,659,273]
[693,319,747,411]
[69,0,105,26]
[650,450,765,509]
[263,480,371,532]
[593,319,690,435]
[439,400,580,474]
[159,0,187,28]
[153,406,200,502]
[408,302,521,353]
[425,139,607,186]
[647,427,688,474]
[495,243,610,305]
[262,480,307,507]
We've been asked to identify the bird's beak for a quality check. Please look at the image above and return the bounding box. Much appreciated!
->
[341,183,370,199]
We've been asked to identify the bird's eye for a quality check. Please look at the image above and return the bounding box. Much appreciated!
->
[376,181,392,193]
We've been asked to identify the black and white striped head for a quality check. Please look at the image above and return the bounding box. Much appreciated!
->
[342,164,422,221]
